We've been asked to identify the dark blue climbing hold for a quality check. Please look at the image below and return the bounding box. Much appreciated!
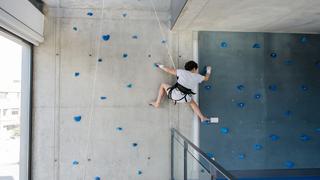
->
[98,58,102,62]
[122,13,127,17]
[315,61,320,69]
[72,160,79,165]
[147,157,151,160]
[254,144,262,150]
[116,127,123,131]
[73,27,78,31]
[132,143,138,147]
[284,110,292,117]
[94,177,100,180]
[204,85,212,90]
[301,85,308,91]
[301,36,307,43]
[237,102,245,108]
[161,40,166,44]
[254,93,262,100]
[238,154,245,160]
[202,120,210,125]
[237,85,244,91]
[284,59,293,65]
[102,34,110,41]
[300,134,311,141]
[74,115,81,122]
[252,43,261,48]
[220,127,229,134]
[285,161,295,168]
[269,134,280,141]
[132,35,138,39]
[137,170,142,175]
[74,72,80,77]
[316,128,320,133]
[206,152,214,159]
[220,42,228,48]
[270,52,277,58]
[268,84,277,92]
[127,83,133,88]
[100,96,107,100]
[87,12,93,16]
[148,54,151,58]
[200,169,205,173]
[123,53,128,58]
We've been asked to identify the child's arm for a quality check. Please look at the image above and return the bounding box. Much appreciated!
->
[155,63,177,76]
[203,66,211,81]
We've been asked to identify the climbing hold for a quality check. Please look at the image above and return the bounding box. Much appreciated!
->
[301,36,307,43]
[94,176,100,180]
[268,84,277,92]
[285,161,295,168]
[100,96,107,100]
[301,85,308,91]
[300,134,311,141]
[237,102,245,108]
[73,115,81,122]
[148,54,151,58]
[220,42,228,48]
[87,12,93,16]
[220,127,229,134]
[127,83,133,88]
[74,72,80,77]
[116,127,123,131]
[254,93,262,100]
[132,143,138,147]
[204,85,212,90]
[123,53,128,58]
[200,169,205,173]
[161,40,166,44]
[89,54,92,57]
[284,110,292,117]
[269,134,280,141]
[238,154,245,160]
[252,43,261,48]
[270,52,277,58]
[237,85,245,91]
[315,61,320,69]
[316,128,320,133]
[102,34,110,41]
[132,35,138,39]
[206,152,214,159]
[147,157,151,160]
[72,160,79,165]
[98,58,102,62]
[122,13,127,17]
[254,144,262,150]
[137,170,142,175]
[73,27,78,31]
[284,59,293,65]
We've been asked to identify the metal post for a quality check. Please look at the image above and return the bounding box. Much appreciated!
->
[171,130,174,180]
[184,141,188,180]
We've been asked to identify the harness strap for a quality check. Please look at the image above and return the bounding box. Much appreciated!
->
[167,83,195,104]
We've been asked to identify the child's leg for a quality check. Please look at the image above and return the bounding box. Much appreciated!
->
[189,99,208,121]
[150,83,171,108]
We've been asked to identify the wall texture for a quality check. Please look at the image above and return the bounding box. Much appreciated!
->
[32,6,197,180]
[198,31,320,171]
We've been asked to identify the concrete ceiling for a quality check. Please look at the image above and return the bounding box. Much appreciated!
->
[43,0,171,11]
[174,0,320,33]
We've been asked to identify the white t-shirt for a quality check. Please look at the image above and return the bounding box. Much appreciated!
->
[176,69,205,92]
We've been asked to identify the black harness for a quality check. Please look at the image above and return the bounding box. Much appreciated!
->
[167,82,196,104]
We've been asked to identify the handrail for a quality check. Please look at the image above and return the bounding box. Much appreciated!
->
[171,128,236,180]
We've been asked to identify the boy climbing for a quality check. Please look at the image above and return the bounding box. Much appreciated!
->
[150,61,218,123]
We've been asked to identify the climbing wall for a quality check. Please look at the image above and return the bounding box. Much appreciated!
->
[198,31,320,170]
[32,6,195,180]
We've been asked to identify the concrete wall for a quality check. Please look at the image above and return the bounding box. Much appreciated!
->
[32,6,197,180]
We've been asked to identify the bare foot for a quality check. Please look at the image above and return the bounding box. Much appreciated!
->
[149,101,160,108]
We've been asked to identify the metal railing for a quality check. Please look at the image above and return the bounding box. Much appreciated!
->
[171,128,236,180]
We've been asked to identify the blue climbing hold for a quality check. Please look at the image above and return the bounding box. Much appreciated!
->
[127,83,133,88]
[238,154,245,160]
[102,34,110,41]
[132,143,138,147]
[73,27,78,31]
[137,170,142,175]
[301,85,308,91]
[284,110,292,117]
[285,161,295,169]
[270,52,277,58]
[200,169,205,173]
[116,127,123,131]
[268,84,277,92]
[301,36,307,43]
[220,42,228,48]
[100,96,107,100]
[132,35,138,39]
[300,134,311,141]
[237,85,245,91]
[74,115,81,122]
[316,128,320,133]
[254,144,262,150]
[74,72,80,77]
[204,85,212,90]
[148,54,151,58]
[122,13,127,17]
[98,58,102,62]
[269,134,280,141]
[161,40,166,44]
[220,127,229,134]
[87,12,93,16]
[254,93,262,100]
[252,43,261,48]
[237,102,245,108]
[72,160,79,165]
[123,53,128,58]
[284,59,293,65]
[206,152,214,159]
[94,176,100,180]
